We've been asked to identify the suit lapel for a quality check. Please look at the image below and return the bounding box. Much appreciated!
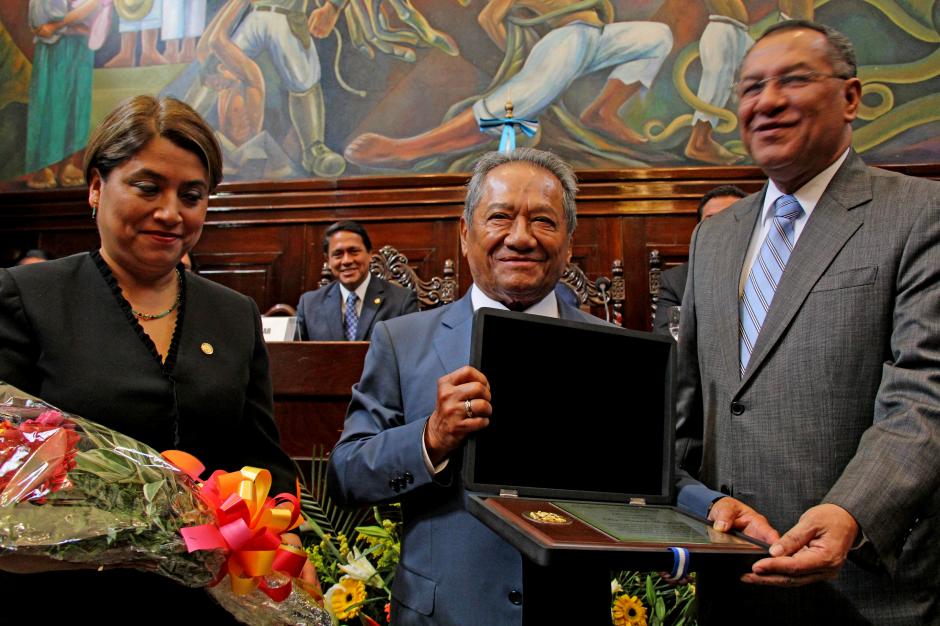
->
[740,153,871,388]
[324,282,346,340]
[434,293,474,374]
[356,278,384,340]
[720,194,763,382]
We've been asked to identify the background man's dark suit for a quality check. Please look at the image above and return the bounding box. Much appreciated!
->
[652,262,688,334]
[677,152,940,624]
[296,275,418,340]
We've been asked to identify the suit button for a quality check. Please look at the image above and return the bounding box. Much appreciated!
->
[508,589,523,605]
[389,478,400,492]
[730,401,745,416]
[404,472,414,484]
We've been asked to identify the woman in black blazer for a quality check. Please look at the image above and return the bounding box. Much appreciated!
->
[0,95,296,621]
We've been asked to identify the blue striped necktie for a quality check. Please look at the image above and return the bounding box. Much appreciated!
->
[739,194,804,374]
[344,291,359,341]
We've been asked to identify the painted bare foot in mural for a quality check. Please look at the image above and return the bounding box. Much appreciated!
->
[579,79,649,145]
[58,163,85,187]
[26,167,57,189]
[344,109,487,169]
[140,30,170,65]
[105,32,137,68]
[684,120,744,165]
[164,40,181,64]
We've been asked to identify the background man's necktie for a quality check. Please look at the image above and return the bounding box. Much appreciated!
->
[345,291,359,341]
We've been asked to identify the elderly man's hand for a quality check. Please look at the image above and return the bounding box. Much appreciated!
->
[424,366,492,466]
[742,503,858,587]
[709,496,780,545]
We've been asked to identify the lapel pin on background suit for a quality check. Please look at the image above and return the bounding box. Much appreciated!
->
[201,342,214,355]
[374,298,381,305]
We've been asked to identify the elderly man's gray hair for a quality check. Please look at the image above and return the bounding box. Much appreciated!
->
[464,148,578,235]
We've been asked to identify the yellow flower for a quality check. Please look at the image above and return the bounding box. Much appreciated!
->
[329,576,367,620]
[611,594,647,626]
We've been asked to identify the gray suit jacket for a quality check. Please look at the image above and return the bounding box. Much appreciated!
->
[296,275,418,340]
[676,151,940,624]
[327,292,601,626]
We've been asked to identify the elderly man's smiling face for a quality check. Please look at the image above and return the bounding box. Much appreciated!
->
[460,161,571,310]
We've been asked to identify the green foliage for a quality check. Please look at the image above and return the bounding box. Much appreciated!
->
[612,570,697,626]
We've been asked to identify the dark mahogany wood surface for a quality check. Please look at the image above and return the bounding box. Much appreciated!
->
[267,341,368,459]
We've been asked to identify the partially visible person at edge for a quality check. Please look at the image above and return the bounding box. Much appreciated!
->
[327,148,610,625]
[15,248,53,266]
[652,184,747,335]
[0,95,301,622]
[676,20,939,625]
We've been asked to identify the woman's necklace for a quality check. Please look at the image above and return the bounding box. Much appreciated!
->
[131,269,182,321]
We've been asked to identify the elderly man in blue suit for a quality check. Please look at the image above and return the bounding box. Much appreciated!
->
[297,220,418,340]
[328,148,604,625]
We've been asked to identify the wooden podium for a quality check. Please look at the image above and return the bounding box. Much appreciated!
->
[267,341,368,464]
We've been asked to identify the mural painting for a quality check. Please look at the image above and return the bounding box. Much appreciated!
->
[1,0,938,190]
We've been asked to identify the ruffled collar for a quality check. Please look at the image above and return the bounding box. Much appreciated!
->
[91,250,186,372]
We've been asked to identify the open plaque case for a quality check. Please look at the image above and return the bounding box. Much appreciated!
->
[462,309,768,571]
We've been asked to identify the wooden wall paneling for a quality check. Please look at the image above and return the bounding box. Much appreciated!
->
[193,222,305,310]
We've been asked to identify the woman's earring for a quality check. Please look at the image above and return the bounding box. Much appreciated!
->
[91,202,98,220]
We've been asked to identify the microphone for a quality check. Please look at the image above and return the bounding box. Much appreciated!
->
[594,276,611,323]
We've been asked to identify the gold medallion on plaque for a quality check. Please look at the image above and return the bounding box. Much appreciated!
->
[523,510,571,525]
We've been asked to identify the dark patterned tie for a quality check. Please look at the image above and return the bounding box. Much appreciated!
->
[739,194,804,374]
[344,291,359,341]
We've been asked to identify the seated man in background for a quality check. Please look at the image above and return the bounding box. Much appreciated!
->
[297,220,418,340]
[328,148,606,625]
[652,184,745,334]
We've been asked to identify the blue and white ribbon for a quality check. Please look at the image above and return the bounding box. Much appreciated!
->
[667,546,691,579]
[478,117,539,153]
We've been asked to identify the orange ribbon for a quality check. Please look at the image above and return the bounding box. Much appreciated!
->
[162,450,307,601]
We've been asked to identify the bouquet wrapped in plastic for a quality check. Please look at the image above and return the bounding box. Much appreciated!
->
[0,382,330,626]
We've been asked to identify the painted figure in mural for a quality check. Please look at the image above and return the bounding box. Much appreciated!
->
[105,0,170,67]
[161,0,206,64]
[199,0,264,148]
[683,0,813,165]
[192,0,347,177]
[25,0,101,189]
[344,0,673,169]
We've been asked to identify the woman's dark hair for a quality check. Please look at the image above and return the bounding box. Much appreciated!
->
[83,95,223,191]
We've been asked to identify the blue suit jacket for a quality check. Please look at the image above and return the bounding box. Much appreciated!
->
[296,275,418,340]
[327,292,602,626]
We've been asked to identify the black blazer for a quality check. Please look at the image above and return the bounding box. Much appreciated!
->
[0,251,295,621]
[296,275,418,340]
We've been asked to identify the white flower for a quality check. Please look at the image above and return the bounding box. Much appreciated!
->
[611,578,623,595]
[322,584,341,625]
[338,547,379,585]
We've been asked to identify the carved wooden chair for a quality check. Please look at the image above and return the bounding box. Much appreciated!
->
[318,245,458,310]
[559,260,626,326]
[649,249,663,330]
[264,303,298,317]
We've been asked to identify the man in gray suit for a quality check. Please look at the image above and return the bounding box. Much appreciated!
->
[328,149,603,625]
[296,220,418,340]
[675,20,940,624]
